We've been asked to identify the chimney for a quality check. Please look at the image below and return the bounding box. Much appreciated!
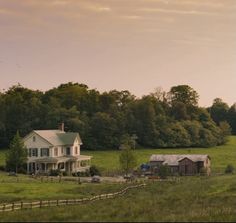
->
[59,122,65,132]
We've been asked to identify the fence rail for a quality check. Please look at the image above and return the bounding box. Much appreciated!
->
[0,183,146,213]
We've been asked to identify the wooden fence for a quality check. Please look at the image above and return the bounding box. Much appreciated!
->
[0,183,146,213]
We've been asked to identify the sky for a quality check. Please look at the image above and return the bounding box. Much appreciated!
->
[0,0,236,106]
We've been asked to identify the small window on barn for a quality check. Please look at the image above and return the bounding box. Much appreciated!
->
[33,136,36,142]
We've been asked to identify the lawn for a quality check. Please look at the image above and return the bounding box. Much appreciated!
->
[0,173,125,203]
[0,174,235,222]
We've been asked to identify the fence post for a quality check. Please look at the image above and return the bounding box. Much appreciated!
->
[3,204,5,212]
[12,203,14,211]
[40,200,42,208]
[57,200,59,206]
[21,201,23,210]
[31,202,33,209]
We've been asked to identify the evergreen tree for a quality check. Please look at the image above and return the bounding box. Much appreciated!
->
[5,131,27,173]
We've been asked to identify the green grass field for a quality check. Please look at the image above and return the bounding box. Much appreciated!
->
[0,136,235,222]
[0,175,124,203]
[0,175,235,222]
[83,136,236,174]
[1,136,235,173]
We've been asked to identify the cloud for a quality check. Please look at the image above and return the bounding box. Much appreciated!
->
[121,15,142,20]
[138,8,220,16]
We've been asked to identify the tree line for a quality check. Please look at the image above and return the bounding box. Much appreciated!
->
[0,83,234,150]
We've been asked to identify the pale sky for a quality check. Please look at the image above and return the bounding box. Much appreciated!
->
[0,0,236,106]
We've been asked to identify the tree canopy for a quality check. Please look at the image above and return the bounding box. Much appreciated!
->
[0,83,233,150]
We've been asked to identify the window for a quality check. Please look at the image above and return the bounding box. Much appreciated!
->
[54,147,58,156]
[33,136,36,142]
[29,148,38,157]
[75,147,78,155]
[40,148,49,157]
[66,147,70,155]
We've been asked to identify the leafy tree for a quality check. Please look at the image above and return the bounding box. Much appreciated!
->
[208,98,229,125]
[158,164,170,179]
[219,121,231,137]
[169,85,199,106]
[5,131,27,173]
[227,104,236,134]
[119,145,137,175]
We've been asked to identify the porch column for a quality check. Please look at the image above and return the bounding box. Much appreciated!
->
[44,163,47,173]
[34,162,36,174]
[27,162,29,174]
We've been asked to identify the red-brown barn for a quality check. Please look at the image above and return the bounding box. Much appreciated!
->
[149,154,211,176]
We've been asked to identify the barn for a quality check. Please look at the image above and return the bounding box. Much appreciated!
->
[149,154,211,176]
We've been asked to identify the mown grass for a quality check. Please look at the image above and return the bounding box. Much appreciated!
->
[0,173,124,203]
[0,175,235,222]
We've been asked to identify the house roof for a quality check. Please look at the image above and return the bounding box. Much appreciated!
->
[33,130,82,146]
[149,154,210,166]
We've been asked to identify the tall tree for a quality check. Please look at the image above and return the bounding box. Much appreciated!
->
[5,131,27,173]
[119,145,137,175]
[169,85,199,106]
[208,98,229,125]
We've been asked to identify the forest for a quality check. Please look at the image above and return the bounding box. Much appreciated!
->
[0,83,235,150]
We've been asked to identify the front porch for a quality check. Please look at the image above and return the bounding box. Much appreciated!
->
[27,155,92,175]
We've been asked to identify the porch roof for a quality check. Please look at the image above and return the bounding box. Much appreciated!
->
[34,155,92,163]
[35,157,59,163]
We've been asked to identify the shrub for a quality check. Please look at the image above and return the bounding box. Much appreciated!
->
[49,169,61,176]
[18,166,27,174]
[62,171,68,176]
[0,165,5,171]
[77,169,90,177]
[89,165,101,176]
[225,164,234,174]
[159,165,170,179]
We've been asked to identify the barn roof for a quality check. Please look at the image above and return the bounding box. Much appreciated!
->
[149,154,210,166]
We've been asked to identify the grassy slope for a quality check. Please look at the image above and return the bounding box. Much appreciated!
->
[0,175,236,222]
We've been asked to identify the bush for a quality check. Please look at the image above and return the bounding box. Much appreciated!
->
[0,165,5,171]
[62,171,68,176]
[225,164,234,174]
[49,169,61,176]
[77,169,90,177]
[18,166,27,174]
[159,165,170,179]
[89,165,101,176]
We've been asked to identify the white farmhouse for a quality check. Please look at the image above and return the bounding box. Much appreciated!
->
[23,126,92,175]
